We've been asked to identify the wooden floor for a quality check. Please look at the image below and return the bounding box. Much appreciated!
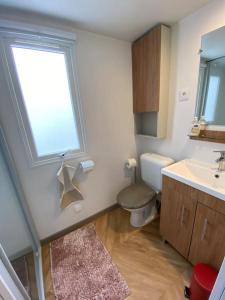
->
[12,252,38,300]
[42,208,192,300]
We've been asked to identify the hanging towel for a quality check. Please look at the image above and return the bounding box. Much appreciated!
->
[57,164,84,209]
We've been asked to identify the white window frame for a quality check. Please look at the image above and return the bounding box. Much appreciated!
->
[0,28,86,167]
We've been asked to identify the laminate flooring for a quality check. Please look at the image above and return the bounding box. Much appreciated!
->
[42,208,192,300]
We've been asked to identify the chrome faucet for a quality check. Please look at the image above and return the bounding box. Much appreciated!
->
[214,150,225,172]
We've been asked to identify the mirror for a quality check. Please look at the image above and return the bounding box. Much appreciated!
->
[196,26,225,126]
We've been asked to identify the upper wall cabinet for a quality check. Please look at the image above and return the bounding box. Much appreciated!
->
[132,25,171,138]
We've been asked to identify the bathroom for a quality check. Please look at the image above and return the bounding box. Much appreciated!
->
[0,0,225,299]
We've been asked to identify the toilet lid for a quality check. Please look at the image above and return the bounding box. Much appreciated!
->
[117,183,156,209]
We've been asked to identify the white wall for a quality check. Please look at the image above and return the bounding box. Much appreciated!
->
[1,0,224,240]
[0,16,136,239]
[137,0,225,163]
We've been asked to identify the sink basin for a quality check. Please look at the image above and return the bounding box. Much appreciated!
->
[162,159,225,201]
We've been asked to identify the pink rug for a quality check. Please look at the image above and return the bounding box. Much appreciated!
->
[50,224,130,300]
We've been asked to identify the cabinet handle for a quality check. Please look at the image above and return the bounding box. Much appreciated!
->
[180,205,185,225]
[201,218,208,241]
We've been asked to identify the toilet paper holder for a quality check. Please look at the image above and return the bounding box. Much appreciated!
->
[79,159,95,173]
[125,158,137,169]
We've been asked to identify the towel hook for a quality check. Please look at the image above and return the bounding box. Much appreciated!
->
[58,151,77,170]
[59,152,67,168]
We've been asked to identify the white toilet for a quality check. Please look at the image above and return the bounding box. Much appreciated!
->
[117,153,174,227]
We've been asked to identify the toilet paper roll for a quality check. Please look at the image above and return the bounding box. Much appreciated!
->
[125,158,137,169]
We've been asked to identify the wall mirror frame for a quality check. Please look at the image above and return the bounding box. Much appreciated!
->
[191,25,225,144]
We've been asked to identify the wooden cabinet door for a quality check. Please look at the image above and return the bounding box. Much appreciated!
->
[160,176,197,258]
[189,203,225,270]
[132,25,161,113]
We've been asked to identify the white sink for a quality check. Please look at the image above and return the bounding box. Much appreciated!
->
[162,159,225,201]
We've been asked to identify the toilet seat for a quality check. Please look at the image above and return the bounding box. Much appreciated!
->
[117,183,156,209]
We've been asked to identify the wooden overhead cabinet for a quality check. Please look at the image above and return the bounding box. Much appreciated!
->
[132,25,171,138]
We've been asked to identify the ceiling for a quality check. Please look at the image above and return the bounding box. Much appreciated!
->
[0,0,212,41]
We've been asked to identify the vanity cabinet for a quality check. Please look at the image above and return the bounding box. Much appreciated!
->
[160,176,197,258]
[189,203,225,270]
[160,176,225,270]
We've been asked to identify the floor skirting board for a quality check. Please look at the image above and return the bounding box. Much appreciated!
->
[41,203,119,245]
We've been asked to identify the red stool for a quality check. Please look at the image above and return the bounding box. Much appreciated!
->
[185,263,218,300]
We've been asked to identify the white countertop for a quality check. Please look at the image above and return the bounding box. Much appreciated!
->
[162,159,225,201]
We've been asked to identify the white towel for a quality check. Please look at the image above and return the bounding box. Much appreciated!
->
[57,163,84,209]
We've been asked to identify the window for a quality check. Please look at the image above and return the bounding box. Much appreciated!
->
[204,75,220,123]
[0,29,86,166]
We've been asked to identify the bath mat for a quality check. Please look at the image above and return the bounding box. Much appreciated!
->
[50,223,130,300]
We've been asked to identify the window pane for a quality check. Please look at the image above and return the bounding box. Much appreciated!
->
[12,47,80,157]
[204,75,220,123]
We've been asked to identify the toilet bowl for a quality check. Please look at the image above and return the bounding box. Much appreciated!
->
[117,153,174,227]
[125,198,158,227]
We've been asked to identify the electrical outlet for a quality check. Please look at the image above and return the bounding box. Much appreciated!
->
[73,202,82,213]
